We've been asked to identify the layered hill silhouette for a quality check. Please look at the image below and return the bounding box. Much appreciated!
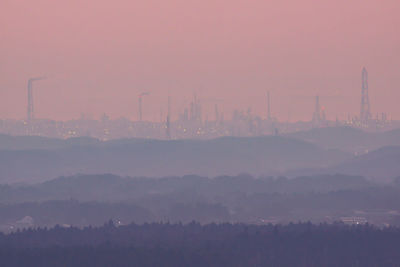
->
[0,173,372,203]
[1,127,399,183]
[2,126,399,154]
[0,134,101,150]
[287,145,400,182]
[0,135,349,183]
[287,126,400,153]
[329,146,400,181]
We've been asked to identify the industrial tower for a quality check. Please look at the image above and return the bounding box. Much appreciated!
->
[267,91,271,120]
[215,104,219,122]
[138,92,149,121]
[360,67,371,123]
[312,95,321,123]
[166,95,171,139]
[27,77,46,122]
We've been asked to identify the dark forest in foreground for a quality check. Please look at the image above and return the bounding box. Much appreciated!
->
[0,222,399,267]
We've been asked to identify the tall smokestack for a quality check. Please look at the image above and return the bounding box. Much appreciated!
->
[27,77,46,122]
[138,92,149,121]
[360,67,371,123]
[166,95,171,139]
[215,104,219,122]
[138,97,142,121]
[168,95,171,119]
[312,95,321,125]
[267,91,271,120]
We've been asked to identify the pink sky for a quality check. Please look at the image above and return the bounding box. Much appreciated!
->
[1,0,399,121]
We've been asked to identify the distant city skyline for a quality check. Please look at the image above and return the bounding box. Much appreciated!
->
[1,0,399,121]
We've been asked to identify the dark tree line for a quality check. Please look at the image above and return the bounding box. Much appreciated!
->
[0,222,400,266]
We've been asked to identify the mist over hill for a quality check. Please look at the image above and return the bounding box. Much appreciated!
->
[0,136,349,183]
[287,127,400,153]
[0,134,103,150]
[0,173,373,203]
[1,127,400,153]
[285,146,400,182]
[329,146,400,181]
[1,173,400,228]
[2,127,400,183]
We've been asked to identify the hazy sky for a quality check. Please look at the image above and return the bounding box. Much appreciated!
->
[1,0,399,121]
